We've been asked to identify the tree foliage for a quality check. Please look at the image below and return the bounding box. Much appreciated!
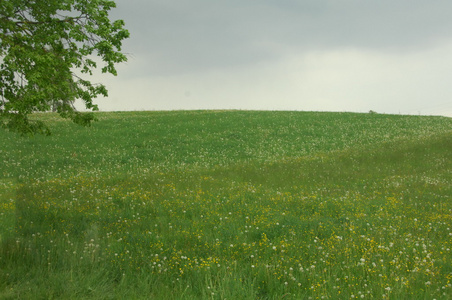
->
[0,0,129,135]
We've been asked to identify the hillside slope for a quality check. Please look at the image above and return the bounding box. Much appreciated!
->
[1,111,452,299]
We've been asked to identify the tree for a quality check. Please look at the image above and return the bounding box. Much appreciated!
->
[0,0,129,135]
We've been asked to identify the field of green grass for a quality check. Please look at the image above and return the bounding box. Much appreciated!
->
[1,110,452,299]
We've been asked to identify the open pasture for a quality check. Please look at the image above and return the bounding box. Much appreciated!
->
[1,111,452,299]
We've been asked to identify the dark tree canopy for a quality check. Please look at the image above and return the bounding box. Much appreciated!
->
[0,0,129,135]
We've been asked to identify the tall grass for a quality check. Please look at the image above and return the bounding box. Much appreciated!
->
[1,111,452,299]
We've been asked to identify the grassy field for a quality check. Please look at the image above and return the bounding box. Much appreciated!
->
[1,110,452,299]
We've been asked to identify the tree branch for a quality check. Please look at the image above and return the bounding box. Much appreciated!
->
[14,16,84,26]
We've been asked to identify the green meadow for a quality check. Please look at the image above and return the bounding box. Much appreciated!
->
[1,110,452,299]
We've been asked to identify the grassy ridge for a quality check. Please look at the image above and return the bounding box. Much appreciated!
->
[2,110,451,178]
[1,111,452,299]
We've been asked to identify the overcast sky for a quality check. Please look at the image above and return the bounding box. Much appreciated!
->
[86,0,452,116]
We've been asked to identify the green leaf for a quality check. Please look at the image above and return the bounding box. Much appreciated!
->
[0,0,129,135]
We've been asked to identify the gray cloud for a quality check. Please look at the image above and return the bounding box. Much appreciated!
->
[114,0,452,76]
[94,1,452,116]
